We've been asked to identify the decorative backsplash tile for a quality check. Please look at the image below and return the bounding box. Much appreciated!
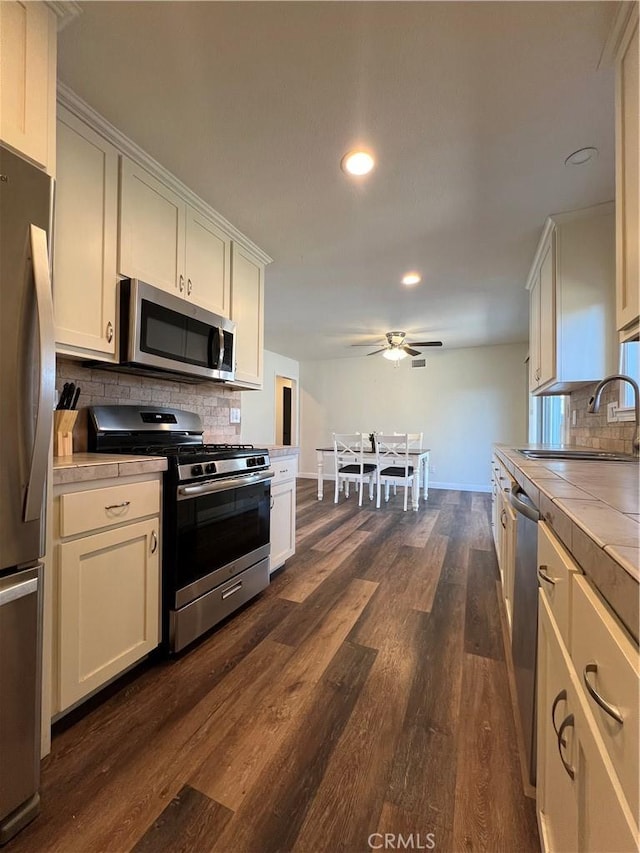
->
[569,382,636,455]
[56,358,241,451]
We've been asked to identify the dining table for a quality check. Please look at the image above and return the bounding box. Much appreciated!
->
[315,446,431,511]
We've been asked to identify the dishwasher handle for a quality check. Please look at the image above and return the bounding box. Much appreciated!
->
[509,486,540,523]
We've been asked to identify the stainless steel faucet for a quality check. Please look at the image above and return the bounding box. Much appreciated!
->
[587,374,640,456]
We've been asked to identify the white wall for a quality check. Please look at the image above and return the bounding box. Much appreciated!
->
[299,343,528,491]
[240,349,300,445]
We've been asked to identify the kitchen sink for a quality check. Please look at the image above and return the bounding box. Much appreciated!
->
[517,448,637,463]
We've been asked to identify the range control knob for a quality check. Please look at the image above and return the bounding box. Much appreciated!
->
[204,462,216,474]
[191,464,204,477]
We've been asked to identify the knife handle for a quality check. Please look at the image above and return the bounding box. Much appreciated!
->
[70,387,81,410]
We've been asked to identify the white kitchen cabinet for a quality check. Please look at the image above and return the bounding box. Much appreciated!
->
[491,454,516,633]
[53,108,119,360]
[527,203,617,394]
[536,545,639,852]
[269,455,297,572]
[615,6,639,342]
[230,243,265,388]
[52,475,161,716]
[0,0,56,173]
[119,157,231,316]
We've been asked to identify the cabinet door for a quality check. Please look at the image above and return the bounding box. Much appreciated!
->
[270,480,295,572]
[529,274,541,391]
[231,243,264,387]
[185,207,231,317]
[57,518,160,711]
[54,110,118,358]
[502,495,516,634]
[119,157,185,294]
[538,236,556,388]
[0,1,55,172]
[537,594,579,853]
[616,9,639,338]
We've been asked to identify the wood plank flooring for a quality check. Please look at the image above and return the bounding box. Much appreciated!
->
[9,480,539,853]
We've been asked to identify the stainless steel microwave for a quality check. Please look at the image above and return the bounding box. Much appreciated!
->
[114,279,236,383]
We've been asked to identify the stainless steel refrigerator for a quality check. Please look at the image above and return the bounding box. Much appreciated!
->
[0,146,55,844]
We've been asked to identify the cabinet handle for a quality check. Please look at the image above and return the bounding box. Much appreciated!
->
[105,500,130,511]
[557,713,575,780]
[187,278,193,296]
[583,663,624,725]
[179,274,185,292]
[538,565,556,586]
[150,530,158,554]
[270,498,275,509]
[551,688,568,740]
[106,321,114,343]
[500,508,507,529]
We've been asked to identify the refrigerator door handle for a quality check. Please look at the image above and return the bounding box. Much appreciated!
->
[23,224,55,523]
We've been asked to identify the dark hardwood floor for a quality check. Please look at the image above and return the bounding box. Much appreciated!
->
[10,480,539,853]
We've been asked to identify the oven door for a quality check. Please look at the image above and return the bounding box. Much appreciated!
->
[173,472,272,607]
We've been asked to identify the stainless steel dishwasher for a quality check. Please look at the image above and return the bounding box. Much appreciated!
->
[509,484,540,787]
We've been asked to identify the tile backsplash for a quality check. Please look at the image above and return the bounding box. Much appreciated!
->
[57,357,241,452]
[569,382,636,454]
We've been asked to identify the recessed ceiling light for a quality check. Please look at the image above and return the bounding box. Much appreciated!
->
[341,150,375,177]
[564,147,598,166]
[402,272,421,286]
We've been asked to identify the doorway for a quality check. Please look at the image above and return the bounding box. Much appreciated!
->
[275,376,297,446]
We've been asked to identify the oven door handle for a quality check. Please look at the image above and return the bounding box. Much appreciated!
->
[177,470,274,498]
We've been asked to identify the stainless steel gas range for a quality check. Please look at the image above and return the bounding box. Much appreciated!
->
[88,406,273,652]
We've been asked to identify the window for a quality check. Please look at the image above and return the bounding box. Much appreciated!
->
[619,342,639,411]
[529,394,568,445]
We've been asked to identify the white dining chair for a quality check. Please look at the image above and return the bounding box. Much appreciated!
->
[376,433,417,511]
[332,433,377,506]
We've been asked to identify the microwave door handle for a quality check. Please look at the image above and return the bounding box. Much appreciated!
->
[218,326,225,369]
[24,225,55,522]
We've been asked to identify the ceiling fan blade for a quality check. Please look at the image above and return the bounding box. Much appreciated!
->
[366,348,388,356]
[407,341,443,347]
[351,342,385,347]
[403,346,421,357]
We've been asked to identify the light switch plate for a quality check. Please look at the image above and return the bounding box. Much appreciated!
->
[229,407,241,424]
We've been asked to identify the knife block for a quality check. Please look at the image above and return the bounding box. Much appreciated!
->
[53,410,78,457]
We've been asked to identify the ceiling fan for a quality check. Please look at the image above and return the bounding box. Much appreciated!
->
[352,331,443,361]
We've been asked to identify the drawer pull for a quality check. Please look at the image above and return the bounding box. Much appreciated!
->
[150,530,158,554]
[500,508,507,528]
[583,663,624,725]
[538,565,556,586]
[551,688,568,741]
[105,501,131,511]
[557,714,575,780]
[221,582,242,600]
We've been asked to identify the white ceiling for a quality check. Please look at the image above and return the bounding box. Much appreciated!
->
[58,1,617,361]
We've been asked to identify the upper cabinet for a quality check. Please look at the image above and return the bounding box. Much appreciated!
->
[0,1,56,174]
[614,6,639,341]
[230,244,265,388]
[527,203,617,395]
[119,158,231,317]
[54,108,119,361]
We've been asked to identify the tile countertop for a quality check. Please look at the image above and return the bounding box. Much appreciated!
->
[266,446,300,458]
[53,453,168,486]
[495,444,639,642]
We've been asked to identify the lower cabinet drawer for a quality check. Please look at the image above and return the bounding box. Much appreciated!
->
[571,574,640,825]
[537,522,579,648]
[270,456,298,485]
[59,480,160,537]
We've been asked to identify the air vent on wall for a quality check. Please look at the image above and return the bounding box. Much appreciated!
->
[411,358,427,368]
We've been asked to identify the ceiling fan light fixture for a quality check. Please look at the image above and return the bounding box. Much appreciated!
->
[383,348,408,361]
[341,150,375,177]
[401,272,421,286]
